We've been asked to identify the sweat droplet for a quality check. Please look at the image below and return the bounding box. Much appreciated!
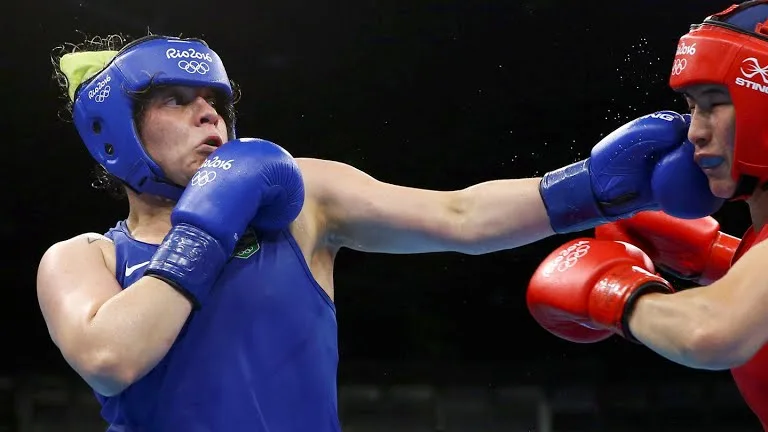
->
[603,36,669,130]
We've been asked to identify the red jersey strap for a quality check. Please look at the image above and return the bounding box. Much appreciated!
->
[733,225,763,263]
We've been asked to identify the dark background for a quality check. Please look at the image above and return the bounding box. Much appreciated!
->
[4,0,762,430]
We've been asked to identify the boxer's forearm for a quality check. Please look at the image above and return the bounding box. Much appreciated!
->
[82,277,192,395]
[454,177,554,254]
[628,290,738,370]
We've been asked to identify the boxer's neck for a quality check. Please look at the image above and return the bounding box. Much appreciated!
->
[747,185,768,233]
[124,190,174,244]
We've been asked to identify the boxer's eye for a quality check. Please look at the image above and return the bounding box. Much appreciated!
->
[164,96,182,106]
[160,91,187,106]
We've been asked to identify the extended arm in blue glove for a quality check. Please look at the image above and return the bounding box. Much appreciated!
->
[540,111,723,234]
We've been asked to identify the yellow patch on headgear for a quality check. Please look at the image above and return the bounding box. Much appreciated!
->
[59,50,118,101]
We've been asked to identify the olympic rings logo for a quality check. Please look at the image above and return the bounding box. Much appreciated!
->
[88,75,112,102]
[94,86,111,103]
[543,240,591,277]
[671,58,687,76]
[178,60,210,75]
[190,170,217,187]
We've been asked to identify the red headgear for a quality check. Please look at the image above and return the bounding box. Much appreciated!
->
[669,0,768,198]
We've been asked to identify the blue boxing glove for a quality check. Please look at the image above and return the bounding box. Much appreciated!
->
[651,115,724,219]
[145,138,305,308]
[540,111,722,234]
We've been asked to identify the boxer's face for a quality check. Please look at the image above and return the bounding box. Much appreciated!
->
[137,86,228,186]
[683,84,737,199]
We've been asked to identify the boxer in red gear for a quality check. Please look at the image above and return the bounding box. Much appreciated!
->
[528,2,768,430]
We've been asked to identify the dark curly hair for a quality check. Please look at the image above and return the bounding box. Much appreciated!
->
[50,31,242,200]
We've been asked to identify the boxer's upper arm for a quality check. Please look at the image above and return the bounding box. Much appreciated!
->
[36,234,123,370]
[692,237,768,363]
[297,158,463,254]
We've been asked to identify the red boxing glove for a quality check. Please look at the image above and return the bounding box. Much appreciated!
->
[526,238,674,344]
[595,211,740,285]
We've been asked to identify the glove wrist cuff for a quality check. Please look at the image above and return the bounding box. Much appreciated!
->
[698,232,740,286]
[540,159,606,234]
[145,223,229,309]
[619,281,674,344]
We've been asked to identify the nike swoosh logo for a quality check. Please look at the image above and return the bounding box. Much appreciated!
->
[125,261,150,277]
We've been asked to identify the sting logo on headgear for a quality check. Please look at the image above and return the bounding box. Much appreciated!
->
[71,35,235,201]
[740,57,768,81]
[668,0,768,200]
[737,57,768,94]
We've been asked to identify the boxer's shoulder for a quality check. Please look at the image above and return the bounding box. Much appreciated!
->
[294,157,341,195]
[39,232,116,276]
[294,156,368,207]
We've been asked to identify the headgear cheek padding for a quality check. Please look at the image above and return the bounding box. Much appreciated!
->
[67,35,235,201]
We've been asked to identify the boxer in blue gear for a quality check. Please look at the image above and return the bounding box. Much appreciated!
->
[38,32,722,431]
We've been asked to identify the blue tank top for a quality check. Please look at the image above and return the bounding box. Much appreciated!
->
[98,221,339,432]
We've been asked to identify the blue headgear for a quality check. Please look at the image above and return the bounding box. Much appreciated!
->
[71,35,235,200]
[722,1,768,30]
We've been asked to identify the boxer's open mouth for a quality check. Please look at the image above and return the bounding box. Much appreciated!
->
[202,136,223,148]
